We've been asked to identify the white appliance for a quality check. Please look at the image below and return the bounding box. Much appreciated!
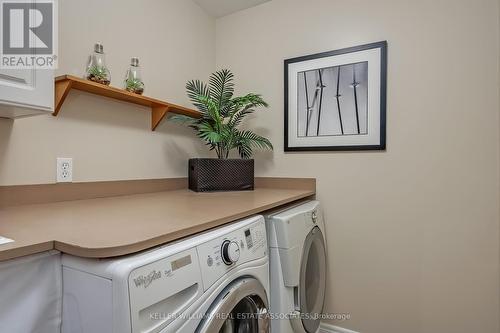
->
[264,200,327,333]
[61,215,270,333]
[0,250,62,333]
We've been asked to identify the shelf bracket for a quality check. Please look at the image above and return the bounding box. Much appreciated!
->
[151,105,170,131]
[53,79,73,116]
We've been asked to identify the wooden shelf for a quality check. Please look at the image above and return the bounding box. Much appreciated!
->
[53,75,200,130]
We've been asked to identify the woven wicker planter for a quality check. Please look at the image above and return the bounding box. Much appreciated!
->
[188,158,254,192]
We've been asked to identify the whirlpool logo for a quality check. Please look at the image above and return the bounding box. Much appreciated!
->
[133,270,161,289]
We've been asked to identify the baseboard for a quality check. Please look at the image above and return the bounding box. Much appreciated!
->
[320,322,360,333]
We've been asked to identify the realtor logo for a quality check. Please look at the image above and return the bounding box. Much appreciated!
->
[1,0,57,68]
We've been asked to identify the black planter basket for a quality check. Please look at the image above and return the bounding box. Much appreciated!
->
[189,158,254,192]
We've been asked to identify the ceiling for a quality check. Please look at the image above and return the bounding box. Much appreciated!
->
[193,0,271,18]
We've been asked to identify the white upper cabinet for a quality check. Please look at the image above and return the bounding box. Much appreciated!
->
[0,0,55,118]
[0,67,54,118]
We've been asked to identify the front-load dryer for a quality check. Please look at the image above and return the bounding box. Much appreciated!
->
[61,215,270,333]
[264,200,327,333]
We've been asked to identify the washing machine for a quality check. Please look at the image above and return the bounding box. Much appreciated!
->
[264,200,327,333]
[61,215,270,333]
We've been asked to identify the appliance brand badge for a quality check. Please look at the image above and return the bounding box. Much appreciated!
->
[133,270,161,288]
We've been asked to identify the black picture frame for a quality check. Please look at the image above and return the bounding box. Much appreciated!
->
[284,41,387,151]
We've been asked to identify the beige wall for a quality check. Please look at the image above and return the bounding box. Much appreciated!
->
[0,0,215,185]
[216,0,500,332]
[0,0,499,332]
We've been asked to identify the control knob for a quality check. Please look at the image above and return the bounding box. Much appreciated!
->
[221,240,240,265]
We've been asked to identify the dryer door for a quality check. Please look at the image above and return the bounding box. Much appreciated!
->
[298,226,327,333]
[196,277,269,333]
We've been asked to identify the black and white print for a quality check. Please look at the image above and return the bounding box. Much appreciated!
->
[285,41,387,151]
[297,62,368,137]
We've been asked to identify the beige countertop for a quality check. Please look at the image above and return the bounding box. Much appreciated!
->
[0,178,315,261]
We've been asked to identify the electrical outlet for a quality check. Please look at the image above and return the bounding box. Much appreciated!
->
[56,158,73,183]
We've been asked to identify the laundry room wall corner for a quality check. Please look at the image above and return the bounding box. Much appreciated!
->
[215,0,500,332]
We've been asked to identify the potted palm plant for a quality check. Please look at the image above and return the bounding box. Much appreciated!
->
[172,69,272,192]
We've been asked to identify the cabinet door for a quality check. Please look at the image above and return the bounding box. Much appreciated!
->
[0,251,62,333]
[0,67,54,117]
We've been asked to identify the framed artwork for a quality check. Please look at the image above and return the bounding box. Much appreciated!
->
[284,41,387,151]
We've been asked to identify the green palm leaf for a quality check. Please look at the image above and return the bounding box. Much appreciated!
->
[238,130,273,149]
[186,80,210,115]
[228,94,269,128]
[173,70,272,159]
[197,122,221,144]
[209,69,234,115]
[230,93,268,112]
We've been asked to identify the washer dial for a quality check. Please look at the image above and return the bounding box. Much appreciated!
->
[221,240,240,265]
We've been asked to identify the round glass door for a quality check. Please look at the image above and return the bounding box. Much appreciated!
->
[299,226,327,333]
[196,278,269,333]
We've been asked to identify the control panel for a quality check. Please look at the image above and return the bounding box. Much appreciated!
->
[197,218,267,290]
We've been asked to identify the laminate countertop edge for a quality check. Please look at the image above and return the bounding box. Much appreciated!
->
[53,190,314,258]
[0,178,315,261]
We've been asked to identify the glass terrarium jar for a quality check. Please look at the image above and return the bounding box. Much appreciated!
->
[85,43,111,85]
[124,57,144,95]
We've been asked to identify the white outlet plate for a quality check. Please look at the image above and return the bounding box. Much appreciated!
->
[56,158,73,183]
